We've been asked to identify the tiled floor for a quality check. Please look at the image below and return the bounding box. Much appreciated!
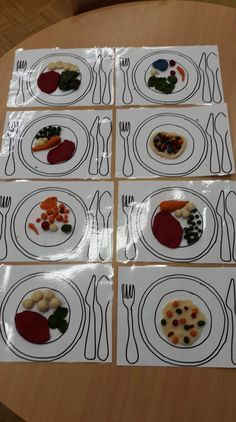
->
[0,0,236,56]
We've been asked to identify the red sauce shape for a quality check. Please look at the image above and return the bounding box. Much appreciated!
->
[15,311,50,344]
[152,211,183,249]
[47,140,75,164]
[37,71,60,94]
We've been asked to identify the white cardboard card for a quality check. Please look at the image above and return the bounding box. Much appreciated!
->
[0,263,113,362]
[1,110,112,179]
[116,104,234,178]
[117,265,235,367]
[116,46,224,106]
[0,180,113,262]
[7,48,114,107]
[117,180,236,264]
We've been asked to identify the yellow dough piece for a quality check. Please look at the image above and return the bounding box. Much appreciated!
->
[161,299,206,346]
[31,290,44,303]
[49,296,61,309]
[37,298,49,313]
[22,298,34,309]
[43,289,55,301]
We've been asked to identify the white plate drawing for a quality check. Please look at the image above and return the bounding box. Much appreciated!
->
[132,50,200,104]
[0,272,86,361]
[26,53,93,106]
[10,187,89,261]
[18,114,90,177]
[138,274,228,366]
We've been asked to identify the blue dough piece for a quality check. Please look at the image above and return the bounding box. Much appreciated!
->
[152,59,168,72]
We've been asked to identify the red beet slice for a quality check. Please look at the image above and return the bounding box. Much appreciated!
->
[15,311,50,344]
[47,140,75,164]
[37,71,60,94]
[152,211,183,249]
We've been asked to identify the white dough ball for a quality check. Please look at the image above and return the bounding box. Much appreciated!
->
[150,68,158,76]
[175,209,182,218]
[43,289,55,301]
[62,62,70,70]
[182,208,190,218]
[48,62,56,70]
[31,290,43,303]
[185,202,196,211]
[22,298,34,309]
[49,296,61,309]
[37,298,49,313]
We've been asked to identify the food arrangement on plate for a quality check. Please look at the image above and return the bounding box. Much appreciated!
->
[37,61,81,94]
[149,131,186,159]
[32,125,76,165]
[161,299,206,346]
[28,196,73,236]
[147,58,186,94]
[15,288,69,345]
[152,200,203,249]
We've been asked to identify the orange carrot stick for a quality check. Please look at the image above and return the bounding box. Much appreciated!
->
[160,200,189,212]
[28,223,39,235]
[177,66,185,81]
[32,136,61,152]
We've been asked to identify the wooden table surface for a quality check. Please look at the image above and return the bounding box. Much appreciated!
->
[0,1,236,421]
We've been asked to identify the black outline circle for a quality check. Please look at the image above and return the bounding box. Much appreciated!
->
[16,287,71,344]
[10,187,89,261]
[150,205,203,250]
[0,272,86,362]
[18,114,90,177]
[25,200,75,248]
[132,50,201,104]
[26,53,93,106]
[138,274,228,366]
[31,125,78,165]
[136,187,218,262]
[145,61,189,96]
[154,289,211,349]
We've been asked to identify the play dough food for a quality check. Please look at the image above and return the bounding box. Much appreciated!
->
[15,311,50,344]
[17,292,69,344]
[47,139,75,164]
[161,299,206,345]
[37,298,49,313]
[28,196,73,237]
[150,131,186,159]
[152,211,183,249]
[37,71,60,94]
[147,58,186,94]
[37,63,81,94]
[152,200,203,248]
[49,297,61,309]
[31,290,44,303]
[32,125,76,165]
[23,290,61,313]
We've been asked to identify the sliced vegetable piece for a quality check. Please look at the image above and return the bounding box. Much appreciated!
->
[152,211,183,249]
[61,224,72,233]
[37,71,60,94]
[177,65,185,81]
[58,319,68,334]
[32,136,61,152]
[40,197,58,210]
[15,311,50,344]
[28,223,39,235]
[152,59,168,71]
[160,200,189,212]
[47,140,75,164]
